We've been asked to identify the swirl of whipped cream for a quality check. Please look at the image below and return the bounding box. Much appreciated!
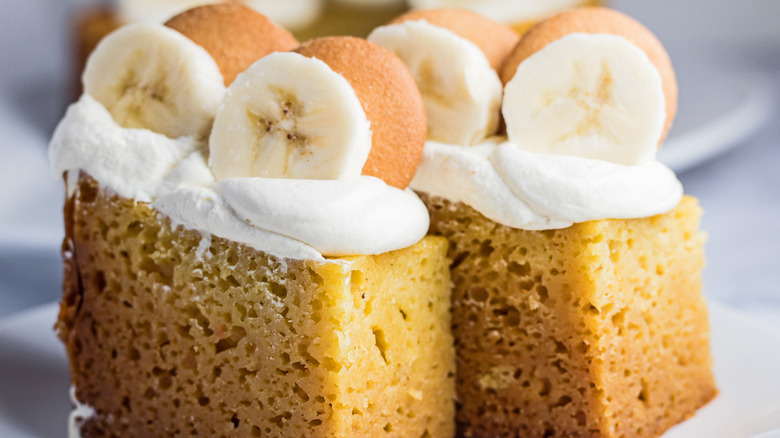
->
[410,138,683,230]
[50,96,429,260]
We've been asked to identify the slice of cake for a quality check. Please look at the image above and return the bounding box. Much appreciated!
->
[53,6,455,437]
[373,7,717,437]
[423,194,714,437]
[59,174,453,437]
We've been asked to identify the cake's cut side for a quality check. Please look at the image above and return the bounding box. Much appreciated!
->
[58,174,454,438]
[422,193,716,438]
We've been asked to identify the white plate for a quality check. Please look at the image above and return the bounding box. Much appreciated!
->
[1,301,779,437]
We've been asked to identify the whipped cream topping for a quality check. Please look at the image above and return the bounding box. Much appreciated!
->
[214,178,429,256]
[68,386,95,438]
[50,96,429,260]
[410,138,683,230]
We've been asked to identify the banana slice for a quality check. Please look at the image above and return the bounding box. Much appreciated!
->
[500,7,678,143]
[165,4,298,86]
[502,33,666,165]
[369,19,503,145]
[388,9,519,70]
[209,51,372,181]
[82,23,226,139]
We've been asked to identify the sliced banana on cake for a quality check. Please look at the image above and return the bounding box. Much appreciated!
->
[500,7,677,165]
[369,12,509,146]
[210,37,426,189]
[502,33,665,165]
[82,23,226,139]
[209,51,372,181]
[501,7,678,144]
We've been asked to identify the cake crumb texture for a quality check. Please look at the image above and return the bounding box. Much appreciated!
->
[422,193,716,438]
[57,174,455,438]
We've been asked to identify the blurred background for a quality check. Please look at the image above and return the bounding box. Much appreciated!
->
[0,0,778,437]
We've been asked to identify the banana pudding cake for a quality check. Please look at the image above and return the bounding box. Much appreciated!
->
[54,3,717,437]
[372,7,717,438]
[53,5,454,437]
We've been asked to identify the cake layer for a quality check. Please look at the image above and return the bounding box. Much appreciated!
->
[422,193,716,438]
[57,174,455,438]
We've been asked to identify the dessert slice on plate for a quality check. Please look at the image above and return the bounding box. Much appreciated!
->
[373,7,717,438]
[52,6,454,437]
